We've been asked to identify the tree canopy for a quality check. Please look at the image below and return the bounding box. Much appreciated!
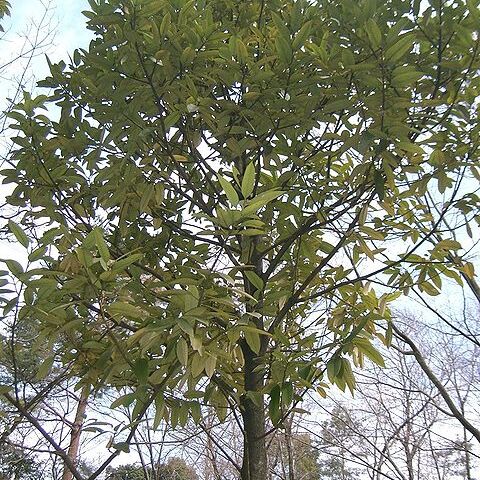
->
[2,1,480,479]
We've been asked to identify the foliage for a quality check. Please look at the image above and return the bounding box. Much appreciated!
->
[1,0,480,476]
[291,434,320,480]
[0,0,10,31]
[106,464,145,480]
[0,444,42,480]
[317,407,361,479]
[106,458,197,480]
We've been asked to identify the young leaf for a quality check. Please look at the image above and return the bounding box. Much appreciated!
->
[218,174,239,205]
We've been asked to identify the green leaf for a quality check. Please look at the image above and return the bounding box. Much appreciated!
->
[159,12,171,35]
[35,355,54,380]
[190,400,201,423]
[218,174,239,205]
[460,262,475,280]
[323,98,350,113]
[396,142,424,155]
[433,239,462,252]
[244,329,261,354]
[385,322,393,347]
[190,353,206,377]
[3,259,24,277]
[139,183,155,212]
[28,246,47,262]
[275,35,292,64]
[282,382,293,407]
[342,358,356,395]
[176,337,188,366]
[391,67,422,86]
[241,162,256,199]
[269,384,281,423]
[236,38,248,63]
[355,341,385,367]
[111,253,143,272]
[242,190,283,216]
[110,393,136,409]
[326,357,339,383]
[365,19,382,48]
[93,227,110,263]
[133,358,149,384]
[374,170,385,200]
[8,220,29,248]
[153,394,165,430]
[292,21,311,50]
[204,354,216,378]
[108,302,143,320]
[385,34,414,62]
[178,317,194,336]
[245,270,264,290]
[420,281,440,296]
[112,442,130,453]
[360,226,385,241]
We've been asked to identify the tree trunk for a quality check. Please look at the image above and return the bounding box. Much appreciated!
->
[284,417,295,480]
[62,385,89,480]
[240,343,268,480]
[462,426,472,480]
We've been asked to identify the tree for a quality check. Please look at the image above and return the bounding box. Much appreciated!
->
[2,1,480,480]
[291,434,320,480]
[268,420,321,480]
[304,311,479,480]
[316,407,363,480]
[105,464,145,480]
[0,443,42,480]
[105,458,197,480]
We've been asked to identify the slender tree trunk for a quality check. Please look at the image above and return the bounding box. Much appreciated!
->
[205,411,222,480]
[284,417,295,480]
[240,343,268,480]
[462,425,472,480]
[62,385,89,480]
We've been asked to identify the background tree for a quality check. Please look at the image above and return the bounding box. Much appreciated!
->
[1,1,480,480]
[0,443,43,480]
[105,458,197,480]
[315,407,363,480]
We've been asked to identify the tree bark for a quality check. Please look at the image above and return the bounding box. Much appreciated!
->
[62,385,89,480]
[284,417,295,480]
[240,342,268,480]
